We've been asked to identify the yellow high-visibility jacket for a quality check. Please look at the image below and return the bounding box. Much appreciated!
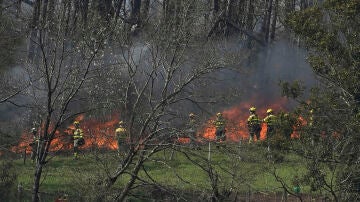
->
[263,114,277,126]
[73,128,84,139]
[247,114,260,127]
[115,127,127,140]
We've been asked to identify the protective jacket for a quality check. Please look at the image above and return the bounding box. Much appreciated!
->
[214,117,226,130]
[247,114,261,130]
[73,128,84,139]
[263,114,277,126]
[115,127,127,140]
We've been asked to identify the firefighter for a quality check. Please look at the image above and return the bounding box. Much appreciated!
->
[29,128,38,163]
[309,109,314,127]
[263,109,277,139]
[279,113,295,139]
[247,107,261,143]
[73,121,84,160]
[115,121,128,156]
[213,112,226,142]
[187,113,198,147]
[308,109,320,144]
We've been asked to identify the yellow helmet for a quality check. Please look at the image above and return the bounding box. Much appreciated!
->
[249,107,256,112]
[73,121,80,125]
[266,109,273,114]
[216,112,222,117]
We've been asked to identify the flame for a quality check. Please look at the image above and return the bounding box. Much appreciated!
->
[177,138,190,144]
[290,116,306,138]
[11,132,33,154]
[12,114,120,153]
[200,98,291,142]
[11,97,309,154]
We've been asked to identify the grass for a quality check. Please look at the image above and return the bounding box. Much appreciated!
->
[5,143,311,199]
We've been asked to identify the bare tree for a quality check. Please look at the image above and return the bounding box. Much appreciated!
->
[64,1,254,201]
[11,2,114,201]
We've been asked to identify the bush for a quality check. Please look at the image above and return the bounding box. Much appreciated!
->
[0,160,18,199]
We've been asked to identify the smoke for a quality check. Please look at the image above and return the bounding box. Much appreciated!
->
[208,39,317,112]
[250,40,316,97]
[121,38,318,124]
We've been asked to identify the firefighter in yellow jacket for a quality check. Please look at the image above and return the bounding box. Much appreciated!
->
[73,121,84,160]
[115,121,128,156]
[263,109,277,139]
[247,107,261,143]
[187,113,198,146]
[213,112,226,142]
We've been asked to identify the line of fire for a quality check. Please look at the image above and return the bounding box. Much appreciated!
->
[11,98,307,154]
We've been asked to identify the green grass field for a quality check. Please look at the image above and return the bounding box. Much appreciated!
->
[4,142,313,200]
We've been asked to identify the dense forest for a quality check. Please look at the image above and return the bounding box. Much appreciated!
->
[0,0,359,201]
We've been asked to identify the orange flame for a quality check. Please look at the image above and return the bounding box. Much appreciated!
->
[12,114,120,153]
[200,98,291,142]
[12,98,308,154]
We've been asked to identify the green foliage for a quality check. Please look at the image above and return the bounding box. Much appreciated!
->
[279,80,305,99]
[7,146,312,199]
[0,161,17,199]
[284,0,360,200]
[287,0,360,102]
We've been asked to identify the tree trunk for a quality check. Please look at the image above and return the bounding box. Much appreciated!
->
[41,0,48,27]
[131,0,141,24]
[237,0,246,26]
[209,166,220,202]
[80,0,89,24]
[31,163,43,202]
[284,0,295,39]
[105,0,114,21]
[163,0,174,24]
[141,0,150,21]
[285,0,295,14]
[115,0,125,20]
[16,0,22,17]
[64,0,72,36]
[28,0,41,60]
[31,0,41,29]
[246,0,254,31]
[300,0,308,10]
[245,0,254,48]
[224,0,235,35]
[270,0,278,42]
[117,156,143,201]
[213,0,219,14]
[0,0,3,16]
[264,0,273,43]
[260,0,269,37]
[47,0,55,29]
[174,0,183,30]
[72,0,80,30]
